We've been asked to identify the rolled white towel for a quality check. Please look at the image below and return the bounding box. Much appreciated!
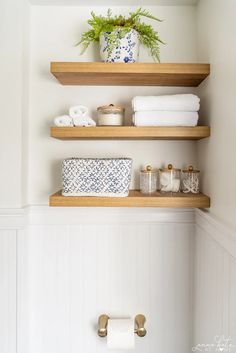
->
[69,105,89,119]
[132,94,200,112]
[133,111,199,126]
[54,115,73,127]
[72,116,96,127]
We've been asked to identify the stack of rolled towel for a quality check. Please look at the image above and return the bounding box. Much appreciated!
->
[54,105,96,127]
[132,94,200,126]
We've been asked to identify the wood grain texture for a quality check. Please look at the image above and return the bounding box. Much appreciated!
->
[50,62,210,86]
[50,126,210,140]
[49,190,210,208]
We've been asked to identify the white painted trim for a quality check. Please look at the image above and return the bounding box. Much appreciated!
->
[3,207,236,244]
[28,206,195,225]
[0,206,195,227]
[0,208,27,229]
[195,209,236,259]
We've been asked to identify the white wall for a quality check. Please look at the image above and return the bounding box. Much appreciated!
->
[196,0,236,230]
[29,5,198,205]
[194,0,236,349]
[0,0,29,208]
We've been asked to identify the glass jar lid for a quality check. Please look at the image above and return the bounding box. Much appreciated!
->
[159,163,181,172]
[141,165,158,173]
[182,165,200,173]
[97,104,125,114]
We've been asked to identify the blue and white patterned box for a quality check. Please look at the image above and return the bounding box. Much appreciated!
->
[62,158,132,197]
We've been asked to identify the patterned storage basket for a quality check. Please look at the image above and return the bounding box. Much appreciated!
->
[62,158,132,197]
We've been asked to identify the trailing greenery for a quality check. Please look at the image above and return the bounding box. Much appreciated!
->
[76,8,164,62]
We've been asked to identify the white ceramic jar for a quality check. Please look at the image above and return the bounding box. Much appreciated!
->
[97,104,125,126]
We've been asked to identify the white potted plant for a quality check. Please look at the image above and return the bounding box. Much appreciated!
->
[76,8,164,63]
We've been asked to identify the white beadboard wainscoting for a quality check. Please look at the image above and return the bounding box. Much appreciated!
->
[194,210,236,352]
[0,230,16,353]
[1,207,236,353]
[1,207,194,353]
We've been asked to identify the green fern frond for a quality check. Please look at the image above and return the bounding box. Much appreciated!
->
[128,7,162,22]
[76,8,165,61]
[107,8,112,18]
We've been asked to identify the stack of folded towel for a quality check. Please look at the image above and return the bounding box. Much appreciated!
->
[132,94,200,126]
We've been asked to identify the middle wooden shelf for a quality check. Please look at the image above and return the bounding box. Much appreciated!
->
[51,126,210,140]
[50,190,210,208]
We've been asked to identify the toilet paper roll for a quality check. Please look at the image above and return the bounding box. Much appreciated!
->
[107,318,135,350]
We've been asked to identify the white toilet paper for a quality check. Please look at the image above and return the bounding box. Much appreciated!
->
[107,318,135,350]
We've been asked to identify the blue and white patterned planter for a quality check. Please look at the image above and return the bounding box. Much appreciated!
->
[99,29,140,63]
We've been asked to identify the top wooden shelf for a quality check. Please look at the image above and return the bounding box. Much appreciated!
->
[50,62,210,87]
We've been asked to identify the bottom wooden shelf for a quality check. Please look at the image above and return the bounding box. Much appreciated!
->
[49,190,210,208]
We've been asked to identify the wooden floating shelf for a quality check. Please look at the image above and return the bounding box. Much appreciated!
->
[50,126,210,140]
[50,62,210,86]
[50,190,210,208]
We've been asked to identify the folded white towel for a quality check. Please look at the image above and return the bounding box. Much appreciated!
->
[72,116,96,127]
[133,111,199,126]
[132,94,200,112]
[69,105,89,119]
[54,115,73,127]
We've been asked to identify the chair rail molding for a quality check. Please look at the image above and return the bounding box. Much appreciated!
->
[1,208,235,249]
[0,208,27,230]
[195,209,236,259]
[0,206,195,228]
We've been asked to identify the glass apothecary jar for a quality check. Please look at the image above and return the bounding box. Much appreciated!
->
[182,166,200,194]
[97,104,125,126]
[159,164,181,193]
[140,165,158,194]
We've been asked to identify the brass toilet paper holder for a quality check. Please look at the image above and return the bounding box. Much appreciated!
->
[98,314,147,338]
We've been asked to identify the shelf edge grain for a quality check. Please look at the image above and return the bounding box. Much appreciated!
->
[50,126,210,140]
[50,62,210,86]
[49,190,210,208]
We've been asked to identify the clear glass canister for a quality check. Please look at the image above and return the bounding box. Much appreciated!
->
[97,104,125,126]
[182,166,200,194]
[140,165,158,194]
[159,164,181,193]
